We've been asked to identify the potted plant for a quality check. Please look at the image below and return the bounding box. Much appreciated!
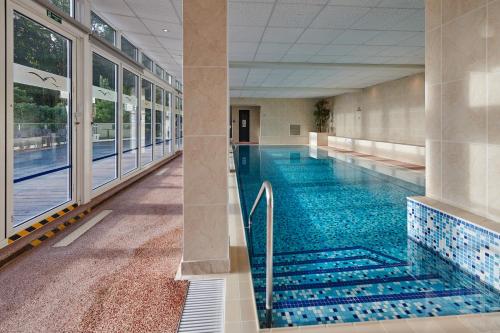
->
[309,99,331,147]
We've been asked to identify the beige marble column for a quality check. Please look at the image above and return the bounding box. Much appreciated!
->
[181,0,230,274]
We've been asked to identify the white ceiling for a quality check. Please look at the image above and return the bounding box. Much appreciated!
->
[90,0,183,79]
[229,0,425,98]
[90,0,425,98]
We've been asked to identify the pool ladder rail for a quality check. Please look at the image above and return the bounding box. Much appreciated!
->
[247,181,274,328]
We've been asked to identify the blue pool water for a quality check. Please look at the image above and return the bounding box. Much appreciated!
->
[234,145,500,328]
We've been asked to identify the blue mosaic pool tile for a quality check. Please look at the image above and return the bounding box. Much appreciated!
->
[407,198,500,291]
[256,288,480,310]
[252,262,408,279]
[235,146,500,328]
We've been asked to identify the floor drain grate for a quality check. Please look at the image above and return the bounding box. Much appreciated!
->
[178,279,225,333]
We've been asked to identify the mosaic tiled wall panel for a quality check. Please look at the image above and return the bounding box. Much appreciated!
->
[407,198,500,291]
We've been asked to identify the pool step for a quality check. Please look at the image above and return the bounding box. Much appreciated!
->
[250,247,500,327]
[255,276,459,304]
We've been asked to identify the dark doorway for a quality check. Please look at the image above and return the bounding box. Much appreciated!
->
[239,109,250,142]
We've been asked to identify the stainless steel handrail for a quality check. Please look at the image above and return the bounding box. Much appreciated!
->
[248,181,274,328]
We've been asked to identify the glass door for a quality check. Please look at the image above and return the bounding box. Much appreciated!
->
[122,69,139,175]
[164,92,172,155]
[7,7,76,228]
[154,86,164,160]
[140,79,153,166]
[91,53,118,189]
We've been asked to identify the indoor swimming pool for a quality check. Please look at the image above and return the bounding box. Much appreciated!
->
[234,145,500,328]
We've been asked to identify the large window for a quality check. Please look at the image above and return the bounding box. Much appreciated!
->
[141,79,153,165]
[12,12,72,226]
[166,73,172,85]
[154,86,164,160]
[49,0,73,16]
[91,12,115,45]
[155,64,164,79]
[175,114,183,150]
[141,53,153,71]
[165,92,172,155]
[121,36,138,61]
[122,69,139,175]
[92,53,118,189]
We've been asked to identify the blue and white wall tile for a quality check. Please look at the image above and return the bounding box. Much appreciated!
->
[407,198,500,291]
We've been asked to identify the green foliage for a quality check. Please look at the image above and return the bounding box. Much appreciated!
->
[14,84,67,124]
[313,99,331,132]
[49,0,72,14]
[94,100,116,123]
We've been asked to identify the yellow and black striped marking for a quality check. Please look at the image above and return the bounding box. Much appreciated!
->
[0,208,92,269]
[8,203,78,245]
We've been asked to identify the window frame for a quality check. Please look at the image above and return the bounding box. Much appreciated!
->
[5,1,80,233]
[90,11,116,46]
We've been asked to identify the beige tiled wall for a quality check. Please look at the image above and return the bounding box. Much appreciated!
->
[181,0,230,274]
[425,0,500,223]
[333,73,425,146]
[230,98,317,145]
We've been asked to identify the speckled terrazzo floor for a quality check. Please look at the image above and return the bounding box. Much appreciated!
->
[0,156,187,333]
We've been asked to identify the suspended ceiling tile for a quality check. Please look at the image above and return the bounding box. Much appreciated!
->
[365,31,417,45]
[91,0,133,16]
[350,8,416,30]
[268,3,323,28]
[332,30,380,45]
[229,26,266,43]
[287,43,324,55]
[257,42,293,54]
[296,28,344,44]
[142,21,182,37]
[376,45,421,57]
[311,6,370,29]
[262,27,305,43]
[278,0,329,4]
[101,13,150,34]
[398,32,424,46]
[281,54,314,62]
[377,0,424,9]
[317,44,356,56]
[126,0,180,23]
[390,10,424,31]
[328,0,381,5]
[229,53,256,62]
[229,42,260,54]
[228,2,274,26]
[254,53,287,62]
[157,37,182,52]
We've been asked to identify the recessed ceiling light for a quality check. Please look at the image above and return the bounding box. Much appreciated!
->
[162,28,169,32]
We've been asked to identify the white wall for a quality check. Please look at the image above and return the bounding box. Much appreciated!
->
[333,73,425,146]
[425,0,500,223]
[230,98,316,145]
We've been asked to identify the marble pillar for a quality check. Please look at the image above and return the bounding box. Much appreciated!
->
[181,0,230,274]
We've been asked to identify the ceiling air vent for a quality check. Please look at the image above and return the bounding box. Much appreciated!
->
[290,124,301,136]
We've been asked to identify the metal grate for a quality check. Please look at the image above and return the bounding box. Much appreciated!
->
[178,279,225,333]
[289,124,301,136]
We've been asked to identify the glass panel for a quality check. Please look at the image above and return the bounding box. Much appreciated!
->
[12,12,72,226]
[122,69,139,175]
[154,87,164,160]
[49,0,73,16]
[91,12,115,45]
[141,53,153,71]
[141,79,153,165]
[92,53,117,189]
[121,36,137,61]
[164,92,172,155]
[179,115,183,149]
[155,64,164,79]
[166,73,172,85]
